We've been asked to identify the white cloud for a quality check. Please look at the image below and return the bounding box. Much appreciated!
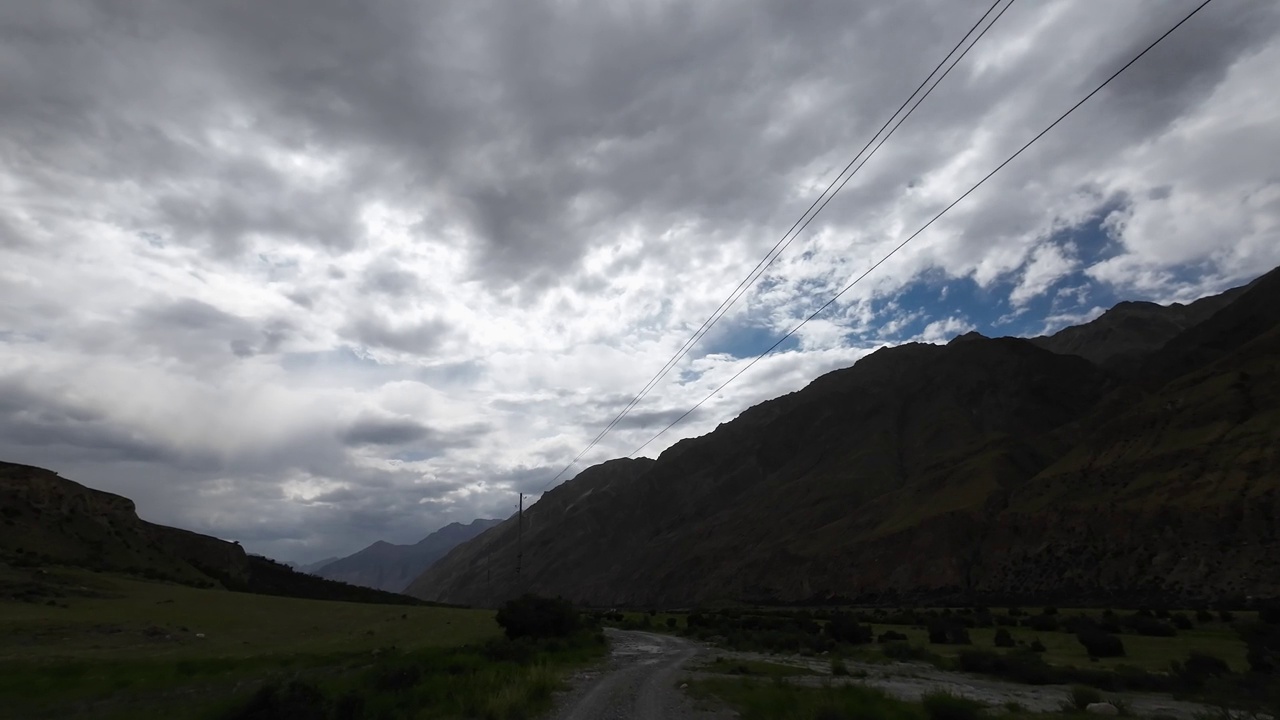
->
[1,0,1277,561]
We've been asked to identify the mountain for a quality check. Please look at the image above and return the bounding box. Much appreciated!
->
[296,557,341,575]
[1028,287,1247,371]
[312,518,503,592]
[409,268,1280,608]
[0,462,429,606]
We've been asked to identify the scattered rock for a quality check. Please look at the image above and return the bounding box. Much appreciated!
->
[1086,702,1119,715]
[195,633,206,639]
[679,683,689,690]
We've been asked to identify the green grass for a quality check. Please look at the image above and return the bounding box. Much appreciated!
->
[0,566,496,661]
[688,677,924,720]
[0,565,516,719]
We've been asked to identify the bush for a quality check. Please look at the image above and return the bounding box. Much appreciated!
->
[831,657,850,676]
[1171,613,1193,631]
[1077,630,1126,658]
[666,617,678,630]
[922,691,985,720]
[1196,609,1214,623]
[1260,607,1280,625]
[1179,650,1230,679]
[878,630,908,644]
[1122,614,1176,637]
[826,613,873,645]
[1026,614,1059,632]
[1065,685,1103,712]
[1043,607,1059,616]
[1218,610,1235,623]
[994,628,1016,648]
[227,680,328,720]
[928,620,971,645]
[1239,622,1280,674]
[1029,639,1047,653]
[883,642,932,662]
[495,595,580,639]
[957,649,1056,685]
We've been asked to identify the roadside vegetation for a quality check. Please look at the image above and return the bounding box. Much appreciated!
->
[602,604,1280,713]
[0,564,601,719]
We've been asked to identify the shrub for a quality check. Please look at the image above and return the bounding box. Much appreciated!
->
[1239,622,1280,674]
[1122,614,1176,637]
[495,594,580,639]
[826,613,873,645]
[1196,609,1214,623]
[1077,629,1126,658]
[1026,614,1059,632]
[1218,610,1235,623]
[1030,639,1047,653]
[227,680,328,720]
[877,630,908,644]
[1043,607,1059,616]
[1260,607,1280,625]
[666,617,678,630]
[831,657,850,676]
[1171,613,1193,630]
[994,628,1016,648]
[921,691,985,720]
[927,620,971,645]
[1179,650,1230,679]
[883,642,932,661]
[956,649,1055,685]
[1065,685,1103,712]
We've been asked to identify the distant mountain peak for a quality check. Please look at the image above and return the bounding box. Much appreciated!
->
[948,330,988,344]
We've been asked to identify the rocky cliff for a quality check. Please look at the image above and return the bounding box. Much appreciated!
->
[410,268,1280,608]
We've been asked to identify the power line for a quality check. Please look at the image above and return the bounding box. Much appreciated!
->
[627,0,1215,458]
[542,0,1012,490]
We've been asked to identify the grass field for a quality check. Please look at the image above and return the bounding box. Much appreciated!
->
[0,564,518,719]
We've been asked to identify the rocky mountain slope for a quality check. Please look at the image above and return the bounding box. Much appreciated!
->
[409,268,1280,608]
[312,518,502,592]
[0,462,428,605]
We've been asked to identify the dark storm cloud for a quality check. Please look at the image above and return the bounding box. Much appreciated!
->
[341,314,452,355]
[340,416,430,446]
[130,299,294,362]
[0,377,173,464]
[3,0,1277,564]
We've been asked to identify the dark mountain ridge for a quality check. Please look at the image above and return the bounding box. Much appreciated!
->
[312,518,502,593]
[410,268,1280,608]
[0,462,431,606]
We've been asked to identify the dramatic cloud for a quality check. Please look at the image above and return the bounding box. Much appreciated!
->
[2,0,1277,562]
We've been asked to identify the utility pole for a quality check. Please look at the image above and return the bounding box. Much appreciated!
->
[516,493,523,593]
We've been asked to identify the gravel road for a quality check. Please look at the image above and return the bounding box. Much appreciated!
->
[550,629,731,720]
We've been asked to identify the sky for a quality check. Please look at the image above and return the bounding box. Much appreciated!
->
[2,0,1278,564]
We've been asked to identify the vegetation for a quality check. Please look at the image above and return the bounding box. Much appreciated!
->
[0,566,606,719]
[920,691,984,720]
[688,678,923,720]
[212,632,606,720]
[494,594,581,639]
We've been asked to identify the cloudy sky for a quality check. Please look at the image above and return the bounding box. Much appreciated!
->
[2,0,1278,563]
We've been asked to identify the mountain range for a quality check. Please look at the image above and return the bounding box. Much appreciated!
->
[0,462,433,606]
[309,518,502,593]
[408,267,1280,608]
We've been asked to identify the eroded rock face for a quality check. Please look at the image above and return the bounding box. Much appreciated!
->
[0,461,251,586]
[410,269,1280,608]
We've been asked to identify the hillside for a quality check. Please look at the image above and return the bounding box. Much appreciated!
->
[409,268,1280,608]
[313,518,503,592]
[0,462,429,606]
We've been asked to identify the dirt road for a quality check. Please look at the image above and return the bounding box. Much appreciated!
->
[550,629,728,720]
